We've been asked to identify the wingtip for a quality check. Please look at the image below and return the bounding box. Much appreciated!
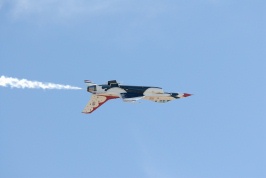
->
[82,111,91,114]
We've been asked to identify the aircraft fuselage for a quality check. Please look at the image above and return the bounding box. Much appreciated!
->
[82,80,191,113]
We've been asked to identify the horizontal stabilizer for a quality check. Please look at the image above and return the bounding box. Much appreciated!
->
[84,80,92,83]
[84,80,96,86]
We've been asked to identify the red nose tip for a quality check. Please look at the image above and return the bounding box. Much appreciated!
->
[183,93,192,97]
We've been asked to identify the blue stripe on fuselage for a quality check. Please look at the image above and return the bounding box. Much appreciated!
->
[99,84,162,94]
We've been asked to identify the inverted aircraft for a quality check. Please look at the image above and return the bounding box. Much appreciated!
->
[82,80,191,114]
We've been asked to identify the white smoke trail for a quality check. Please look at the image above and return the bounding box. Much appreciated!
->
[0,76,82,90]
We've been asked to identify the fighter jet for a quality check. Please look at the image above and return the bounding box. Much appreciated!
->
[82,80,191,114]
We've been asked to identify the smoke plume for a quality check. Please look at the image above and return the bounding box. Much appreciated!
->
[0,76,82,90]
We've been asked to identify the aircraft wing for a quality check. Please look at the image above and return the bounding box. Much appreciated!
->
[82,94,118,114]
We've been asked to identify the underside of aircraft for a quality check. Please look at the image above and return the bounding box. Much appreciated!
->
[82,80,191,114]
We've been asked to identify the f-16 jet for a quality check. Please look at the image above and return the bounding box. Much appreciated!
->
[82,80,191,114]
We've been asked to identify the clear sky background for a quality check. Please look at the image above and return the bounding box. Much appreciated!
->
[0,0,265,178]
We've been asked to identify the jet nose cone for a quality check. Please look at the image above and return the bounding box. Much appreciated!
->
[183,93,192,97]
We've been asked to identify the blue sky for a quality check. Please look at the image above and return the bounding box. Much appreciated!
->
[1,0,265,177]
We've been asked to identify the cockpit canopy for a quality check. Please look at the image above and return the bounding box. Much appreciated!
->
[107,80,119,87]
